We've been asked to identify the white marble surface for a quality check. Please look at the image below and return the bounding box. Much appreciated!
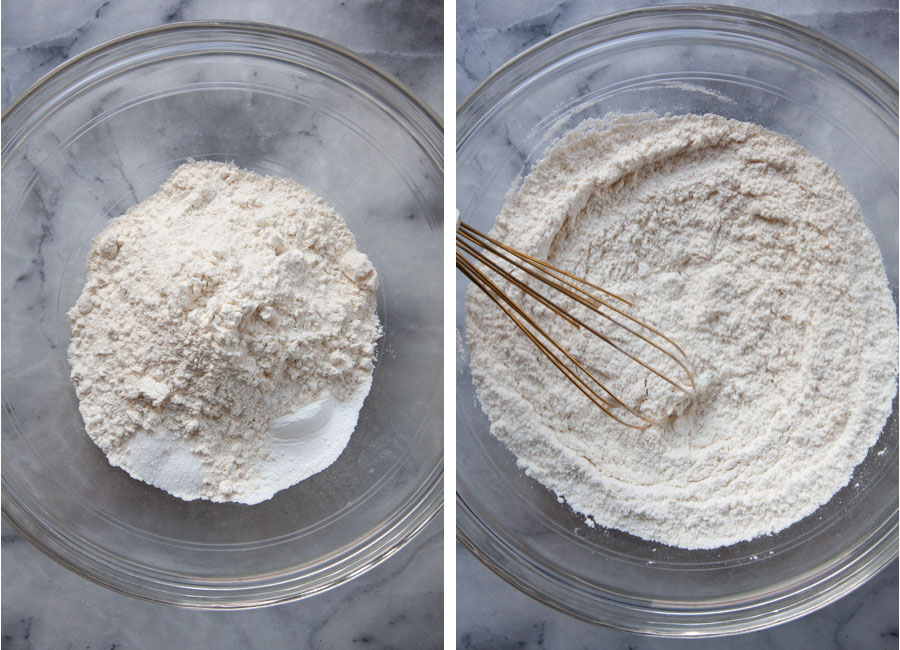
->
[457,539,897,649]
[3,0,443,115]
[1,1,443,648]
[2,517,440,649]
[457,0,898,103]
[456,0,898,647]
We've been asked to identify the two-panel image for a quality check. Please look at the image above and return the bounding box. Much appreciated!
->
[2,1,897,648]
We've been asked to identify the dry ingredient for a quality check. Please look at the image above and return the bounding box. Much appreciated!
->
[466,113,898,549]
[68,161,380,504]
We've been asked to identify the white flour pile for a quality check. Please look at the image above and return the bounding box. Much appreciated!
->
[466,114,898,549]
[68,161,380,504]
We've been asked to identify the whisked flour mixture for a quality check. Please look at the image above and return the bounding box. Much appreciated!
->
[466,114,898,549]
[69,161,380,504]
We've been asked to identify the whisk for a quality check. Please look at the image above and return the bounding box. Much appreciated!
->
[457,221,695,430]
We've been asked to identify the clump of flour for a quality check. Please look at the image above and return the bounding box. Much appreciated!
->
[466,114,898,549]
[68,161,381,504]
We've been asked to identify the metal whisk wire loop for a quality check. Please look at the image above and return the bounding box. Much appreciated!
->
[457,221,695,430]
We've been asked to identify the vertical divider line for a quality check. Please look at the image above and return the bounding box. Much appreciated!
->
[443,0,458,646]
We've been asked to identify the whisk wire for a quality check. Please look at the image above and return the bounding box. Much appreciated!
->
[458,221,695,429]
[457,253,654,429]
[458,223,695,392]
[459,232,693,397]
[458,222,633,306]
[458,246,659,426]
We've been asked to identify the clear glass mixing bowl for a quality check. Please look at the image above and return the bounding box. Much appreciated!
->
[2,21,443,608]
[457,6,897,636]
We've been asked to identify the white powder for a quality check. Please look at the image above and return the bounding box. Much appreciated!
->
[466,114,898,549]
[68,161,381,504]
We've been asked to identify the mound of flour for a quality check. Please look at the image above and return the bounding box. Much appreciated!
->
[68,161,381,504]
[466,114,898,549]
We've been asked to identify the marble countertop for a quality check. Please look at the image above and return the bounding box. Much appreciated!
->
[457,0,898,103]
[1,1,443,649]
[456,1,898,648]
[3,0,443,114]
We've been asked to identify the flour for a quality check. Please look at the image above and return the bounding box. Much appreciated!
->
[466,114,898,549]
[68,161,381,504]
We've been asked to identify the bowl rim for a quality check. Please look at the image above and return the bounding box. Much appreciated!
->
[456,4,898,637]
[2,19,444,608]
[3,19,443,128]
[458,4,898,124]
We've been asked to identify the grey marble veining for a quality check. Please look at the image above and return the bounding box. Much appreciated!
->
[2,1,442,648]
[2,517,441,649]
[457,0,898,104]
[456,1,898,648]
[458,539,897,649]
[2,0,443,115]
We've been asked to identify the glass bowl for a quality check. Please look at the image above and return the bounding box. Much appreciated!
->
[2,21,443,608]
[456,5,897,637]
